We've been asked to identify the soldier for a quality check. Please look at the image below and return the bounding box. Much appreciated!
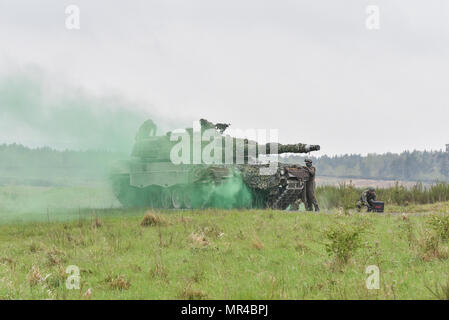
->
[304,159,319,212]
[356,187,377,212]
[135,119,157,141]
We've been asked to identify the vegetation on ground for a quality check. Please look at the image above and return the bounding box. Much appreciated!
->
[1,207,449,299]
[316,182,449,210]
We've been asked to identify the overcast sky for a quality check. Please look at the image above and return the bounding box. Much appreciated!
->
[0,0,448,155]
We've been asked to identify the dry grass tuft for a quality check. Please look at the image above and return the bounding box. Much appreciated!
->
[46,247,65,266]
[197,223,223,239]
[141,212,166,227]
[251,238,264,250]
[29,242,40,253]
[190,232,209,246]
[106,275,131,290]
[180,282,208,300]
[28,265,50,287]
[149,262,168,279]
[92,217,103,228]
[426,279,449,300]
[294,241,309,254]
[178,216,192,224]
[417,231,449,261]
[84,288,92,299]
[0,258,16,274]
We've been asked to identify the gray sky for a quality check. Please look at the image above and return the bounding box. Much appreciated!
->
[0,0,448,155]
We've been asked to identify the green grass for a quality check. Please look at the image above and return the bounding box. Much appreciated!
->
[1,207,449,299]
[1,184,449,299]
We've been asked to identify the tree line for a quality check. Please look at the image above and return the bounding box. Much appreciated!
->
[286,150,449,182]
[0,144,126,186]
[0,144,448,186]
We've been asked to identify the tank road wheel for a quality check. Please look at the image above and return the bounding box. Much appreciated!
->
[148,187,161,208]
[189,184,208,209]
[171,188,184,209]
[252,191,265,209]
[111,174,138,208]
[235,187,252,209]
[183,189,192,209]
[160,188,172,209]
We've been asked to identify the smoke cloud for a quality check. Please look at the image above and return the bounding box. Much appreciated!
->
[0,65,173,152]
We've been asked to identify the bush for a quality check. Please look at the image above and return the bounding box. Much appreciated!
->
[427,214,449,241]
[324,221,367,264]
[140,212,166,227]
[316,182,449,210]
[416,230,449,261]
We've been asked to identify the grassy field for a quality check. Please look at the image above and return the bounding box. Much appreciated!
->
[1,206,449,300]
[1,184,449,300]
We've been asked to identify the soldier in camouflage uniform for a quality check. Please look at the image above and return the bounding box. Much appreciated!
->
[135,119,157,141]
[304,159,319,212]
[356,187,377,212]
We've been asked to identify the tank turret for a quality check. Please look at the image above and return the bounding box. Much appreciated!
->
[130,119,319,163]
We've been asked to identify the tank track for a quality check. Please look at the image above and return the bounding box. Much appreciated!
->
[272,180,304,210]
[111,165,310,210]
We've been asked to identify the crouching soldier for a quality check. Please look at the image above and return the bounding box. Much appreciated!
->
[356,187,377,212]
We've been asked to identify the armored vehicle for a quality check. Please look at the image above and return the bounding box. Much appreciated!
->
[110,119,320,210]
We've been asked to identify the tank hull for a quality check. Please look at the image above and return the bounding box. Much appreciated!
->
[110,159,310,210]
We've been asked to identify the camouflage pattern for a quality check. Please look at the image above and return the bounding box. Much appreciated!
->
[111,119,321,209]
[131,134,319,163]
[289,198,304,211]
[200,118,230,134]
[268,143,320,154]
[356,189,377,212]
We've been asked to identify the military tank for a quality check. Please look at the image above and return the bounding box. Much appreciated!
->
[110,119,320,210]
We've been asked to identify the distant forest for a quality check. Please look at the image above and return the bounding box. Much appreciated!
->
[0,144,126,186]
[0,144,448,186]
[286,151,449,182]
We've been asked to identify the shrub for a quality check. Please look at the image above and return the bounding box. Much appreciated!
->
[427,214,449,241]
[140,212,166,227]
[414,228,449,261]
[316,182,449,209]
[324,221,367,264]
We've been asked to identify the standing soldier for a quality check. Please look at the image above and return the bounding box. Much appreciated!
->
[304,159,319,212]
[135,119,157,141]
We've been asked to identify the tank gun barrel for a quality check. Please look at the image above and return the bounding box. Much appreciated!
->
[226,140,320,163]
[264,143,320,154]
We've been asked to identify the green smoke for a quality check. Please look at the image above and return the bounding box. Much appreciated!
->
[0,66,166,152]
[190,174,253,209]
[0,66,258,216]
[111,171,254,210]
